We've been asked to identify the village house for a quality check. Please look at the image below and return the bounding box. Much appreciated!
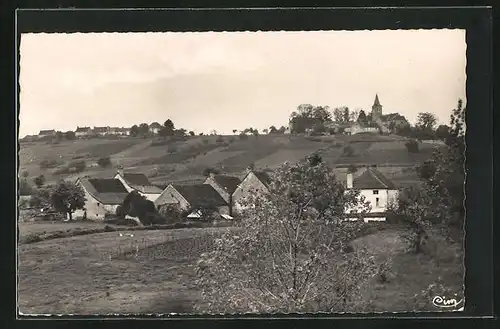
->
[93,126,110,136]
[346,122,380,135]
[232,168,272,214]
[109,127,131,136]
[203,173,241,216]
[114,170,163,202]
[75,126,93,138]
[345,166,399,222]
[74,177,129,220]
[154,184,229,219]
[149,122,163,135]
[38,129,56,139]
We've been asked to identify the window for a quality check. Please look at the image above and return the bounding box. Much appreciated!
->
[375,198,380,207]
[373,190,379,195]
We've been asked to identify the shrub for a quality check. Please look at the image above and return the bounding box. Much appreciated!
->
[39,158,58,169]
[159,204,184,223]
[405,139,420,153]
[343,145,354,156]
[97,156,112,168]
[24,233,42,244]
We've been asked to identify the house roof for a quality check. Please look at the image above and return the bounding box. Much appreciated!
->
[119,172,163,194]
[149,122,162,129]
[93,127,109,133]
[78,178,128,205]
[172,184,227,208]
[75,127,91,132]
[241,170,272,188]
[39,129,55,135]
[381,113,407,121]
[211,174,241,194]
[352,167,396,189]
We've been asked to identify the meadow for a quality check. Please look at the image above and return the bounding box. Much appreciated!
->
[17,225,463,314]
[19,133,442,188]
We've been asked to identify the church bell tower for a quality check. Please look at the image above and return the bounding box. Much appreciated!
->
[371,94,383,121]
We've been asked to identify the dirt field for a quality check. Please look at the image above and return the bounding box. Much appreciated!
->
[17,226,463,314]
[18,221,110,238]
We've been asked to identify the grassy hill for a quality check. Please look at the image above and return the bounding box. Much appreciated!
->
[18,133,444,188]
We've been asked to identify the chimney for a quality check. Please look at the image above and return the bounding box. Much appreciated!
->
[117,168,124,177]
[346,173,353,189]
[246,167,253,174]
[209,172,216,179]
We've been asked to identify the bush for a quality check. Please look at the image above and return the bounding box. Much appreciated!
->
[405,139,420,153]
[343,145,354,156]
[39,159,58,169]
[24,233,43,244]
[159,204,184,223]
[97,156,112,168]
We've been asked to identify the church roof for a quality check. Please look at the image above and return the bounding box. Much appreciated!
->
[373,94,381,107]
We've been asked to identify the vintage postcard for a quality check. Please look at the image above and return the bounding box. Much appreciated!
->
[17,29,466,315]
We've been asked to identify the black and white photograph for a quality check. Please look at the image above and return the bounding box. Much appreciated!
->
[17,28,466,315]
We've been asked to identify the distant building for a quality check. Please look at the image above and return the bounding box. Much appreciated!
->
[93,126,110,136]
[154,184,229,218]
[346,122,380,135]
[344,167,399,222]
[149,122,163,135]
[371,94,383,121]
[75,126,93,138]
[109,127,131,136]
[38,129,56,138]
[74,177,129,220]
[114,170,163,202]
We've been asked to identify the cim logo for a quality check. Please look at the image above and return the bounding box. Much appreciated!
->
[432,295,463,309]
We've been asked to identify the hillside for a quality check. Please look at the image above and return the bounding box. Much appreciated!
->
[18,133,444,189]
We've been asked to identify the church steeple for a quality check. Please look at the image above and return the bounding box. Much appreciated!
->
[371,94,383,120]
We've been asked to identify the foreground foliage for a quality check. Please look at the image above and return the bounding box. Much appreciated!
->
[196,158,378,313]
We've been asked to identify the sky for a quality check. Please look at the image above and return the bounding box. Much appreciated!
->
[19,30,466,137]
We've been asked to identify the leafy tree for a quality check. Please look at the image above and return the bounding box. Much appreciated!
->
[349,110,359,123]
[405,139,420,153]
[115,205,126,219]
[278,126,287,134]
[263,129,269,134]
[252,129,259,137]
[342,107,350,124]
[50,181,86,220]
[189,131,195,136]
[416,112,437,131]
[435,125,450,140]
[232,129,238,134]
[306,152,322,167]
[196,160,375,313]
[333,107,346,123]
[64,131,76,140]
[33,174,46,188]
[29,187,52,208]
[175,128,187,137]
[269,126,278,134]
[121,191,162,225]
[312,106,332,122]
[97,156,112,168]
[139,123,150,136]
[130,125,140,137]
[19,179,33,196]
[387,185,437,253]
[159,204,184,223]
[55,131,64,141]
[164,119,175,131]
[347,164,358,174]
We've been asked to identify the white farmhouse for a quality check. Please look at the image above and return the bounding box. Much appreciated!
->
[345,167,399,222]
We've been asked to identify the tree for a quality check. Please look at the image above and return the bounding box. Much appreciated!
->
[333,107,346,123]
[415,112,437,133]
[312,106,332,123]
[130,125,140,137]
[97,157,112,168]
[55,131,64,141]
[159,119,175,137]
[19,179,33,196]
[343,145,354,157]
[252,129,259,137]
[22,170,29,179]
[269,126,278,134]
[29,187,51,208]
[64,131,76,140]
[263,129,269,134]
[306,152,323,167]
[139,123,150,136]
[405,139,420,153]
[196,160,375,313]
[189,131,195,136]
[33,174,46,188]
[347,164,358,174]
[387,185,437,253]
[435,125,450,141]
[349,110,360,123]
[233,129,238,134]
[175,128,187,137]
[50,181,86,221]
[342,107,350,124]
[121,191,162,225]
[278,126,287,134]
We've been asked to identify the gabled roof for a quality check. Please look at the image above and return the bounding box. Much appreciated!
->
[39,129,55,135]
[75,127,91,132]
[172,184,227,208]
[210,174,241,194]
[352,167,395,190]
[93,126,109,133]
[118,172,163,194]
[78,178,128,205]
[241,170,272,188]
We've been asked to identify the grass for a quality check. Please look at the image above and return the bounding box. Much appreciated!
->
[18,224,463,314]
